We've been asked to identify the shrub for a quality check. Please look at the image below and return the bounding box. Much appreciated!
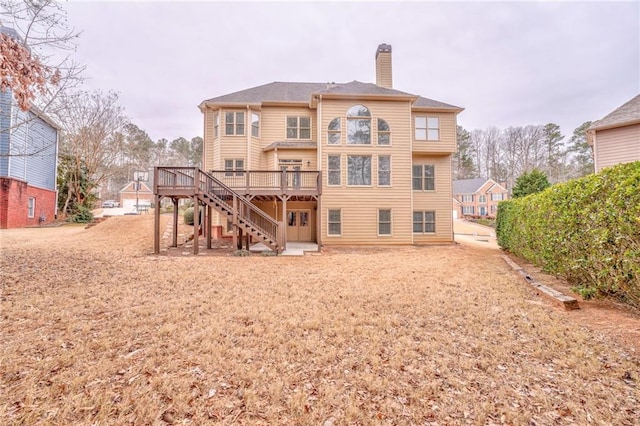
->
[496,161,640,307]
[71,206,93,223]
[183,207,194,225]
[233,249,251,257]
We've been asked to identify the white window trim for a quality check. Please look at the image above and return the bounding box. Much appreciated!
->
[327,154,341,187]
[378,155,391,187]
[27,197,35,218]
[377,118,391,146]
[377,208,392,236]
[412,164,435,191]
[286,116,312,140]
[413,210,436,234]
[251,112,260,138]
[415,116,440,141]
[224,111,245,136]
[346,155,373,187]
[327,209,342,236]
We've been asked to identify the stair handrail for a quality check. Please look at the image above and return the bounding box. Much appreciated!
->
[195,169,280,249]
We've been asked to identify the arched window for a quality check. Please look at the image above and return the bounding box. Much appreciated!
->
[328,117,341,145]
[347,104,371,144]
[378,118,390,145]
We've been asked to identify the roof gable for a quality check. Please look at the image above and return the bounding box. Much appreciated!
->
[119,181,152,193]
[589,93,640,131]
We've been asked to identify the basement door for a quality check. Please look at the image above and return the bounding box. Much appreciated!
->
[286,209,311,241]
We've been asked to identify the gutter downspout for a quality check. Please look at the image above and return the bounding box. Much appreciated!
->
[592,133,598,173]
[317,95,322,251]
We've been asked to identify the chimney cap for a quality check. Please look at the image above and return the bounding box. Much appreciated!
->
[376,43,392,58]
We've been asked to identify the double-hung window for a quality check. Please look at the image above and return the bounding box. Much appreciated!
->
[287,116,311,139]
[27,197,35,218]
[461,194,474,202]
[328,118,341,145]
[378,209,392,235]
[224,159,244,177]
[328,155,341,186]
[413,211,435,233]
[412,164,435,190]
[347,155,372,185]
[491,193,503,201]
[462,206,474,215]
[378,156,391,186]
[225,111,245,135]
[478,195,487,203]
[377,118,390,145]
[214,113,220,137]
[328,209,341,236]
[251,113,260,137]
[415,116,440,141]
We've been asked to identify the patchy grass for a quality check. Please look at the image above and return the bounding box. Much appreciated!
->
[1,215,638,425]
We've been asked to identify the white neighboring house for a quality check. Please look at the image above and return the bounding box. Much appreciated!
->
[587,93,640,172]
[119,181,153,209]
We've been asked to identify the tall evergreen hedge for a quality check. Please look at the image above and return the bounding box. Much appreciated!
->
[496,161,640,307]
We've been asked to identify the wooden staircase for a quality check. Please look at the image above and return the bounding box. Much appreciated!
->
[155,167,282,253]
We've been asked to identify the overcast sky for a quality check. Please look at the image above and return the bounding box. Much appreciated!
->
[63,0,640,142]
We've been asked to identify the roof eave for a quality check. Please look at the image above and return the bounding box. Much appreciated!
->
[588,118,640,132]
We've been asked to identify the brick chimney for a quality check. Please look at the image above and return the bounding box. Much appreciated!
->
[375,43,392,89]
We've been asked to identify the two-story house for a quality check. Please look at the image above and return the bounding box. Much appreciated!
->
[452,178,508,219]
[154,44,463,253]
[587,93,640,173]
[0,91,59,228]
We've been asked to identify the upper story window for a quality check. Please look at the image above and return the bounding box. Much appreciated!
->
[478,195,487,203]
[347,155,372,185]
[328,117,341,145]
[214,113,220,137]
[415,116,439,141]
[378,155,391,186]
[251,113,260,137]
[491,193,504,201]
[225,111,245,136]
[378,118,390,145]
[287,116,311,139]
[412,164,435,191]
[328,155,341,186]
[461,194,474,202]
[347,104,371,145]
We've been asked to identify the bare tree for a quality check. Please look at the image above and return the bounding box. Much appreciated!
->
[1,0,84,137]
[55,91,128,217]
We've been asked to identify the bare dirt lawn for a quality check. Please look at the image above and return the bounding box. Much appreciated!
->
[1,215,639,425]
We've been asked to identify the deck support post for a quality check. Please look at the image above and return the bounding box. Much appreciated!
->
[245,231,249,251]
[172,198,178,248]
[232,195,238,250]
[206,205,212,249]
[282,195,288,252]
[193,196,199,255]
[154,195,161,254]
[238,227,243,250]
[316,195,322,252]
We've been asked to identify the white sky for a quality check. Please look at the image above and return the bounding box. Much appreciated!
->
[64,0,640,142]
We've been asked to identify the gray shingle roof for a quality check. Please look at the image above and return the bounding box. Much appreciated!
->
[315,80,416,97]
[203,82,327,104]
[414,96,462,110]
[453,178,489,194]
[589,93,640,131]
[201,81,462,110]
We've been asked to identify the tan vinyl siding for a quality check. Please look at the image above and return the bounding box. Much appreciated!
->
[218,109,248,168]
[249,110,262,170]
[259,106,317,150]
[412,111,457,154]
[594,124,640,172]
[202,109,216,170]
[253,200,317,241]
[412,154,453,243]
[277,150,317,170]
[320,99,414,244]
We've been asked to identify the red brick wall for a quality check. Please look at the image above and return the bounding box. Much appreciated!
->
[0,177,57,229]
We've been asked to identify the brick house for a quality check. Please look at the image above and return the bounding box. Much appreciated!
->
[452,178,508,218]
[0,91,59,228]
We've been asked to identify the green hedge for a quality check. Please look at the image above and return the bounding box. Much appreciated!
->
[496,161,640,307]
[183,207,194,225]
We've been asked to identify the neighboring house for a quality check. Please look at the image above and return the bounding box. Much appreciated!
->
[119,180,153,209]
[0,90,59,228]
[453,178,508,218]
[154,44,463,252]
[587,93,640,173]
